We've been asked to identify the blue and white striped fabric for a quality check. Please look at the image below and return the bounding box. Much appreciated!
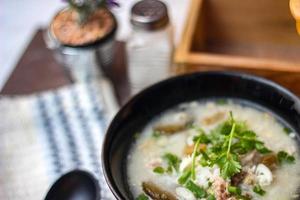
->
[0,81,117,200]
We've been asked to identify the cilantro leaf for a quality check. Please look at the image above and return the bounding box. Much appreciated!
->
[191,137,201,180]
[209,142,223,154]
[277,151,295,164]
[207,194,216,200]
[231,130,263,154]
[240,130,256,138]
[226,122,236,156]
[283,127,292,135]
[185,180,206,198]
[231,139,255,154]
[178,169,191,185]
[218,115,246,136]
[213,117,242,178]
[153,166,164,174]
[199,150,212,167]
[216,99,228,105]
[136,193,149,200]
[193,133,210,144]
[163,153,181,173]
[220,122,232,135]
[217,154,241,178]
[152,131,161,138]
[228,186,241,195]
[255,141,272,154]
[253,185,266,196]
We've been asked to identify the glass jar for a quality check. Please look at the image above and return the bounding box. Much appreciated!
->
[126,0,173,95]
[44,8,117,82]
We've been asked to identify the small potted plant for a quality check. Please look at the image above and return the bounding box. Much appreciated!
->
[45,0,118,81]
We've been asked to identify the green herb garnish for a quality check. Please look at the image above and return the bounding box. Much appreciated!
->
[185,180,206,198]
[163,153,181,173]
[178,169,191,185]
[227,118,235,156]
[219,121,233,135]
[193,132,210,144]
[253,185,266,196]
[228,186,241,195]
[199,150,212,167]
[153,166,165,174]
[196,112,274,178]
[255,141,272,154]
[277,151,295,164]
[136,193,149,200]
[186,121,194,129]
[207,194,216,200]
[283,127,292,135]
[152,131,161,138]
[216,99,228,105]
[155,110,296,199]
[216,119,242,179]
[216,153,241,179]
[191,137,201,180]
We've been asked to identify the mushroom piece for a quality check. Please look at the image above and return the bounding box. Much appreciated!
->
[154,124,187,134]
[260,153,278,170]
[154,112,191,134]
[202,112,226,126]
[231,171,247,186]
[142,181,177,200]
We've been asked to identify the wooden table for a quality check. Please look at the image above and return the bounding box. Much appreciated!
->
[0,29,130,105]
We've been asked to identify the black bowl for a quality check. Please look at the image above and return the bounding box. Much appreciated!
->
[102,71,300,199]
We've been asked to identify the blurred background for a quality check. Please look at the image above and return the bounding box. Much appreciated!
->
[0,0,190,89]
[1,0,300,199]
[0,1,192,199]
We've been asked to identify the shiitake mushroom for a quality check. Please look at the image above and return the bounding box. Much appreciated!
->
[142,181,177,200]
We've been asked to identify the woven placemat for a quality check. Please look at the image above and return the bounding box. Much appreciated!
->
[0,80,116,200]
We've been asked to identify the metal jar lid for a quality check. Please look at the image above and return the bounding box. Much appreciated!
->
[130,0,169,30]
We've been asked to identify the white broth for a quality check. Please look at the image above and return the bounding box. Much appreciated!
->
[127,100,300,200]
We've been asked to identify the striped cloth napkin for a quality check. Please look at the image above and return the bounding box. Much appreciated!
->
[0,80,118,200]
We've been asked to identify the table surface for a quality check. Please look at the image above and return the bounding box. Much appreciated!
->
[0,29,130,105]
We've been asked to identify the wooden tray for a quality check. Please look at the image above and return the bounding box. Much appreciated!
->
[175,0,300,95]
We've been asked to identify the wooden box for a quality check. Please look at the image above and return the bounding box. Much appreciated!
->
[174,0,300,95]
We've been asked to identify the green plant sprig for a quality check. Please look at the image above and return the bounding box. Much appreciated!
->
[66,0,111,25]
[191,136,201,180]
[191,111,270,179]
[153,111,296,199]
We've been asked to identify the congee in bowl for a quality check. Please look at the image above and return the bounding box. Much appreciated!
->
[102,72,300,200]
[127,99,300,200]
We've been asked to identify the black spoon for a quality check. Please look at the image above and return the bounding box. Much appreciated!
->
[45,170,100,200]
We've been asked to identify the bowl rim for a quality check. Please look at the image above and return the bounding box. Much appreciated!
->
[101,71,300,199]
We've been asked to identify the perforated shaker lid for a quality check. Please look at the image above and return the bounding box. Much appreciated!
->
[130,0,169,30]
